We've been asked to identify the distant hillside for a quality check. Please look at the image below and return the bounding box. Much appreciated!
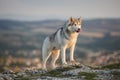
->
[0,19,120,57]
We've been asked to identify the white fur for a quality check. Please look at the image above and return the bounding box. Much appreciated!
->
[42,17,82,71]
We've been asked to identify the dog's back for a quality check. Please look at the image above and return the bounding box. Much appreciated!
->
[42,17,82,71]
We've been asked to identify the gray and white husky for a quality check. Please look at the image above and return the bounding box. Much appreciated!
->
[42,17,82,71]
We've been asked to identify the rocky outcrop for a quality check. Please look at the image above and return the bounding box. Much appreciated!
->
[0,63,120,80]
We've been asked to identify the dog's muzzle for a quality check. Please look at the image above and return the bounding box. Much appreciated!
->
[76,28,81,33]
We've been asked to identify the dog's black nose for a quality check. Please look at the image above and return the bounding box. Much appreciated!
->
[77,28,81,33]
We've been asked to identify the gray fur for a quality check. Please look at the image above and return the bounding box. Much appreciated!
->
[42,17,82,71]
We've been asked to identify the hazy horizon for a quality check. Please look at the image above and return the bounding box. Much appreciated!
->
[0,0,120,21]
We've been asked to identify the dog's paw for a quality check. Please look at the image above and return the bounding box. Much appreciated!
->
[62,62,68,67]
[51,65,56,70]
[64,62,67,65]
[62,61,67,65]
[70,60,80,65]
[70,60,76,65]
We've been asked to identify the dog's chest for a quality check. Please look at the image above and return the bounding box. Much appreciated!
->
[65,39,76,48]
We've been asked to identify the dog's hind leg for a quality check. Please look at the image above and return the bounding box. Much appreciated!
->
[51,50,60,69]
[42,37,52,71]
[42,49,51,71]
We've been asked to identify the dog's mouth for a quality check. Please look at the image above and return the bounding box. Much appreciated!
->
[76,28,81,33]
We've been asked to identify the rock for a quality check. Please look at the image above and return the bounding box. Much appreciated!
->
[10,74,17,78]
[1,63,120,80]
[16,72,26,77]
[0,77,4,80]
[2,70,14,74]
[2,75,14,80]
[81,76,86,79]
[0,74,4,80]
[39,76,47,79]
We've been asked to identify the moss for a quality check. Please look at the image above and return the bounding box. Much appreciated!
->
[41,66,75,77]
[20,77,29,80]
[41,70,62,77]
[111,71,120,80]
[15,75,40,80]
[78,72,97,80]
[111,71,120,76]
[89,63,120,70]
[101,63,120,69]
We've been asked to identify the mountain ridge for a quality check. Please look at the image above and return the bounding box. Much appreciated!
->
[0,19,120,57]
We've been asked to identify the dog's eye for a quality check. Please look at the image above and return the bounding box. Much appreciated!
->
[75,24,77,26]
[68,24,71,26]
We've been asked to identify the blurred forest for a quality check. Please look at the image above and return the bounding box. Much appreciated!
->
[0,19,120,72]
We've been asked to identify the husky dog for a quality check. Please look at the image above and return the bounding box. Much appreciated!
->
[42,17,82,71]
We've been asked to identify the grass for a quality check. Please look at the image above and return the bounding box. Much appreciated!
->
[15,65,81,79]
[88,63,120,70]
[15,76,29,80]
[41,66,76,77]
[78,72,97,80]
[112,71,120,76]
[101,63,120,69]
[13,63,120,80]
[111,71,120,80]
[15,74,40,80]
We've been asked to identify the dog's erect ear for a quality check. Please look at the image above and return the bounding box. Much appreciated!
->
[69,17,74,23]
[78,16,82,24]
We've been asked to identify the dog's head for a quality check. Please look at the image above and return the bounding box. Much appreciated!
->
[66,17,82,33]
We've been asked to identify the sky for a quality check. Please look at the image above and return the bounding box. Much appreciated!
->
[0,0,120,21]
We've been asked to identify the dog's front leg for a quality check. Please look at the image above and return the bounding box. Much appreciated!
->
[61,47,67,65]
[70,44,76,64]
